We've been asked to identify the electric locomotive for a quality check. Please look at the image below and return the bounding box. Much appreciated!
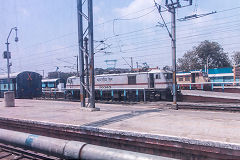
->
[65,69,173,101]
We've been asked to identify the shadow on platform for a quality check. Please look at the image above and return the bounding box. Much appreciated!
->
[82,109,161,127]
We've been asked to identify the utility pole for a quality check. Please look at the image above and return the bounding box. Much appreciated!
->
[155,0,192,109]
[171,7,177,107]
[37,70,45,78]
[6,43,10,91]
[88,0,95,108]
[42,70,45,78]
[4,27,18,91]
[130,57,133,71]
[77,0,96,109]
[77,0,85,107]
[206,57,209,75]
[75,55,79,76]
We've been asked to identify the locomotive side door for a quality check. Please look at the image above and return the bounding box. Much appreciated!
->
[149,73,155,88]
[191,73,196,83]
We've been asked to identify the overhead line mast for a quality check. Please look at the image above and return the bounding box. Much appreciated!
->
[155,0,192,109]
[77,0,95,108]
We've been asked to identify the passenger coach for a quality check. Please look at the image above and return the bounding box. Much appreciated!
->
[0,71,42,98]
[177,70,211,90]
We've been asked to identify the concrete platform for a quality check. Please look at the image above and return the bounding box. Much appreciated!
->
[181,90,240,103]
[0,98,239,145]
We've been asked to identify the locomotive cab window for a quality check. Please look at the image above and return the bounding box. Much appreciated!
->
[128,75,136,85]
[68,79,73,84]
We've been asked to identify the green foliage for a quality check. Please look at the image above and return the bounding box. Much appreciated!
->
[232,51,240,65]
[177,40,232,72]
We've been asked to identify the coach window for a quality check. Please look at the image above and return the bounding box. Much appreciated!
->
[179,76,183,81]
[185,76,190,81]
[128,75,136,85]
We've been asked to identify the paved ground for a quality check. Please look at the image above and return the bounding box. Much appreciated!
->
[0,99,239,145]
[181,90,240,100]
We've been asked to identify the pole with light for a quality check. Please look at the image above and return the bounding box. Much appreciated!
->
[5,27,18,91]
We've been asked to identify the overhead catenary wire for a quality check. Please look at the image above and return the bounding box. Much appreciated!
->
[11,20,240,65]
[97,22,240,52]
[96,6,240,42]
[7,4,240,73]
[13,4,240,53]
[93,32,240,63]
[12,25,240,67]
[17,5,157,51]
[16,5,240,53]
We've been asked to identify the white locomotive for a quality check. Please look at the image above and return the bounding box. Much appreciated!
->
[65,69,173,101]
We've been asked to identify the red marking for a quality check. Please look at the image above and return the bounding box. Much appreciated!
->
[66,82,171,87]
[27,73,32,80]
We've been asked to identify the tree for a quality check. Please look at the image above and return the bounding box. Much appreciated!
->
[177,40,231,72]
[177,51,201,72]
[162,65,172,71]
[232,51,240,65]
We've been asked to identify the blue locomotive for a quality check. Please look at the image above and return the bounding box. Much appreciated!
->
[0,71,42,98]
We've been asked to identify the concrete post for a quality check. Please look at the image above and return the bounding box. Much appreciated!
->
[4,91,15,107]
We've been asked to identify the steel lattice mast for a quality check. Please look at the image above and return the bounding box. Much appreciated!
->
[77,0,95,108]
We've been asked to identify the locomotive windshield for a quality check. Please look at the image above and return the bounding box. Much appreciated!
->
[67,79,73,84]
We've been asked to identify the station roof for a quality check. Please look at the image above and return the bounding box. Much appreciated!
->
[0,72,20,79]
[42,78,60,82]
[176,72,191,76]
[208,73,233,77]
[208,68,233,74]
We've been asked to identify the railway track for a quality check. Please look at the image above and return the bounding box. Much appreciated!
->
[0,143,58,160]
[0,117,239,160]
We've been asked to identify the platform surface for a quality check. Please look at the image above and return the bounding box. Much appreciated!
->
[0,99,239,145]
[181,90,240,99]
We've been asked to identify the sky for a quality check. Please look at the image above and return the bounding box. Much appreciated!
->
[0,0,240,77]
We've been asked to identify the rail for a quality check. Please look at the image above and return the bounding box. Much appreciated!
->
[0,117,239,159]
[0,142,58,160]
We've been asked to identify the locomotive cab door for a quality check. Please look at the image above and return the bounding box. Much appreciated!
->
[191,73,196,83]
[149,73,155,88]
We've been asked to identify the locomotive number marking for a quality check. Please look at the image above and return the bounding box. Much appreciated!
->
[99,86,111,89]
[97,77,113,82]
